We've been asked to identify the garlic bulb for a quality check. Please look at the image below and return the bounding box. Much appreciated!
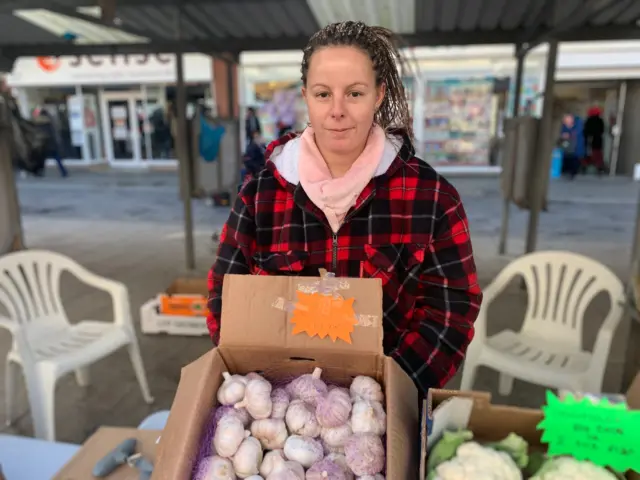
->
[236,374,273,420]
[251,419,288,450]
[350,401,386,436]
[328,385,350,396]
[218,372,248,406]
[326,454,354,480]
[266,461,305,480]
[286,368,328,406]
[271,388,290,419]
[283,435,324,468]
[194,455,236,480]
[316,388,352,428]
[321,438,343,456]
[321,423,352,452]
[285,400,321,438]
[306,458,349,480]
[245,477,265,480]
[356,476,384,480]
[344,434,384,476]
[215,405,251,428]
[349,377,384,404]
[233,436,264,479]
[260,449,286,477]
[213,416,248,458]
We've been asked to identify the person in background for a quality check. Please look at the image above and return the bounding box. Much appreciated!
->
[559,114,581,179]
[242,130,266,179]
[35,108,68,178]
[583,106,606,175]
[208,21,482,396]
[245,107,262,146]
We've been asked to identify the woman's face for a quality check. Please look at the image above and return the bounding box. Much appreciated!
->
[302,46,384,157]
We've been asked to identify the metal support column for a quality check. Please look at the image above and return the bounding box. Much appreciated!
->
[498,46,526,255]
[525,40,559,254]
[175,5,196,270]
[0,95,24,254]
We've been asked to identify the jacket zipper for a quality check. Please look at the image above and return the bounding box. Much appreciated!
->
[332,233,338,272]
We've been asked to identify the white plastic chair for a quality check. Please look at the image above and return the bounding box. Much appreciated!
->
[460,251,626,395]
[0,250,154,441]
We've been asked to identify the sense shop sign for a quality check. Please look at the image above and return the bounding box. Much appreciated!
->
[8,53,179,87]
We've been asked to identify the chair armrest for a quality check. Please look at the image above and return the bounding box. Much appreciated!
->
[68,265,132,328]
[0,315,16,334]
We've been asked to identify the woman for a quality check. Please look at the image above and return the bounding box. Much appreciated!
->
[208,21,482,394]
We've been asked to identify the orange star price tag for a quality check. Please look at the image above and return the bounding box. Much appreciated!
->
[290,291,358,344]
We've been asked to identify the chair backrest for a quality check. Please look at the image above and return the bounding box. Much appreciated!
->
[493,251,625,350]
[0,250,75,331]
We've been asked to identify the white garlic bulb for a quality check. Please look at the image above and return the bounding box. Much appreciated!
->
[283,435,324,469]
[245,476,265,480]
[271,388,290,419]
[213,416,248,458]
[350,400,386,436]
[321,423,353,452]
[286,368,328,406]
[196,455,236,480]
[356,475,384,480]
[326,454,354,480]
[266,461,305,480]
[306,458,349,480]
[218,372,248,406]
[344,434,385,476]
[251,418,288,450]
[285,399,321,438]
[316,388,352,428]
[215,405,251,428]
[235,374,273,420]
[349,377,384,404]
[321,438,343,456]
[233,436,264,479]
[260,449,286,477]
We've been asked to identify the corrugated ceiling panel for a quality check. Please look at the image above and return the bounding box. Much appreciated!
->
[14,9,146,44]
[500,0,535,29]
[590,0,634,26]
[439,0,461,31]
[458,0,485,31]
[415,0,439,31]
[613,0,640,24]
[479,0,509,30]
[0,12,64,44]
[306,0,414,32]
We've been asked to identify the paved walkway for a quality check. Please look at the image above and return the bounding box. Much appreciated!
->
[0,169,637,443]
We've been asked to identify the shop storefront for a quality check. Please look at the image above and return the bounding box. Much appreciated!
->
[7,53,213,168]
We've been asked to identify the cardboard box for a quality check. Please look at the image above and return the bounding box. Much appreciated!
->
[153,274,420,479]
[421,371,640,479]
[140,278,209,336]
[53,427,161,479]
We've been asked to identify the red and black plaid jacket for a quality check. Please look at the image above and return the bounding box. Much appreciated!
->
[208,130,482,393]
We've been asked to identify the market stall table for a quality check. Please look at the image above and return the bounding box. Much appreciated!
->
[0,410,170,479]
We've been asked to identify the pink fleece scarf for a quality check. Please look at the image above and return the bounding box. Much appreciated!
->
[298,125,385,233]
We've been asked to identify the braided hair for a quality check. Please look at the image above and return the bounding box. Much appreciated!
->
[301,21,413,139]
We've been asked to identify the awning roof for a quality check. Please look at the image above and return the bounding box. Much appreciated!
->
[0,0,639,58]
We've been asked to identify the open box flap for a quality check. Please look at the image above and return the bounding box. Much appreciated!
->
[153,349,226,480]
[219,274,383,354]
[626,371,640,409]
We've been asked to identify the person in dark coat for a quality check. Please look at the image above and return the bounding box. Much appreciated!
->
[245,107,261,146]
[583,106,606,174]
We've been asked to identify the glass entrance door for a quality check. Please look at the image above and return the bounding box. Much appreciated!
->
[101,92,144,166]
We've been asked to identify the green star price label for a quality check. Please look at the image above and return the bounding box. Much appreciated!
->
[537,390,640,473]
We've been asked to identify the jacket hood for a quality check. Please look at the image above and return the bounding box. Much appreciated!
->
[265,128,413,186]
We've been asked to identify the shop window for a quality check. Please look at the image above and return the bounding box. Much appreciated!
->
[31,88,83,160]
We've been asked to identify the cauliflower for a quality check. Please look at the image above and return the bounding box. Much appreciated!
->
[427,430,529,480]
[530,457,620,480]
[429,442,523,480]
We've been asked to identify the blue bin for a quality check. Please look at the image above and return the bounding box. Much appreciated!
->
[550,147,563,179]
